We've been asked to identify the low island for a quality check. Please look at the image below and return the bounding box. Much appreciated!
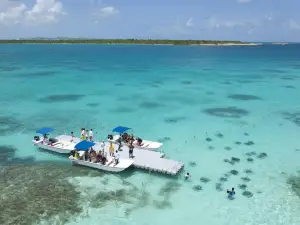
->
[0,39,263,46]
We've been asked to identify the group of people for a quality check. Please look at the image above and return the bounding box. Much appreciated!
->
[80,128,93,141]
[72,145,120,165]
[121,133,143,146]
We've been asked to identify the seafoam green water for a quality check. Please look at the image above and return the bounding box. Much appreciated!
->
[1,44,300,225]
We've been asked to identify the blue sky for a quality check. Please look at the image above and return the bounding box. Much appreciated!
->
[0,0,299,41]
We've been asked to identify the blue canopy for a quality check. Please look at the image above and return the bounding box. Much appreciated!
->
[112,126,131,134]
[36,127,55,135]
[74,140,95,151]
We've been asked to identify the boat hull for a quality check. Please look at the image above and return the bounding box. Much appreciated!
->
[33,140,75,154]
[69,156,134,172]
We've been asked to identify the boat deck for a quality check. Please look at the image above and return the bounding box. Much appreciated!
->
[57,135,184,176]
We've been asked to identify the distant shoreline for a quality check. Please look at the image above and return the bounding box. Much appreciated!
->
[0,39,263,46]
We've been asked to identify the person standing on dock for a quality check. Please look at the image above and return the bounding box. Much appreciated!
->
[115,150,120,164]
[80,128,85,140]
[71,132,74,142]
[89,129,93,141]
[100,141,105,152]
[109,143,115,156]
[85,129,89,141]
[129,141,134,158]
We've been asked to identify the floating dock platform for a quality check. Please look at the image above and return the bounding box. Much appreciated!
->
[57,135,184,176]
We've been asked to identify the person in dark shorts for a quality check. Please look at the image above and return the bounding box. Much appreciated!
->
[129,141,134,158]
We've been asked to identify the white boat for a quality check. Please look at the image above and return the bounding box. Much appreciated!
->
[69,140,134,172]
[32,127,76,154]
[107,126,163,151]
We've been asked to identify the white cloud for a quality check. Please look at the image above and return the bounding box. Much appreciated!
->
[185,18,194,27]
[94,6,119,18]
[247,28,254,34]
[207,16,252,29]
[289,19,300,30]
[237,0,252,3]
[0,3,26,25]
[265,13,273,21]
[0,0,65,26]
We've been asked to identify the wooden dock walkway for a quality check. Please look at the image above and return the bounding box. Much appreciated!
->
[57,135,184,176]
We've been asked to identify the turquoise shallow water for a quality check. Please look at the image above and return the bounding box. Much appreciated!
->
[1,44,300,225]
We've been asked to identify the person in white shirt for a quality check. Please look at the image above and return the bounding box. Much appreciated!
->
[80,128,85,140]
[89,129,93,141]
[100,141,105,151]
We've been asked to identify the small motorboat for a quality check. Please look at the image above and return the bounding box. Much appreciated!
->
[32,127,76,154]
[107,126,163,151]
[69,140,134,172]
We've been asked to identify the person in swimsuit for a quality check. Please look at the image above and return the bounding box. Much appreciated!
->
[185,172,191,180]
[227,187,235,199]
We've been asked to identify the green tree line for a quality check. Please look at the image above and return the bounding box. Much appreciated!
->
[0,39,247,45]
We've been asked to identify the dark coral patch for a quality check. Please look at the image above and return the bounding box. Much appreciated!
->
[38,94,85,103]
[164,116,186,124]
[208,146,215,150]
[244,169,253,174]
[247,157,254,162]
[189,161,197,167]
[206,91,215,95]
[0,116,23,136]
[193,185,203,191]
[235,141,242,145]
[244,141,255,146]
[86,103,100,107]
[22,71,57,78]
[257,152,268,159]
[228,94,262,101]
[230,170,239,175]
[283,85,296,89]
[0,145,17,162]
[219,177,228,182]
[245,151,256,156]
[215,132,224,138]
[224,146,232,151]
[181,80,192,85]
[287,175,300,198]
[224,159,235,165]
[200,177,211,183]
[206,137,212,142]
[158,181,181,198]
[157,137,172,143]
[281,76,295,80]
[238,184,247,190]
[215,183,223,191]
[242,191,253,198]
[110,106,136,113]
[139,101,164,109]
[241,177,251,182]
[202,107,249,118]
[231,157,240,163]
[282,112,300,127]
[153,200,172,209]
